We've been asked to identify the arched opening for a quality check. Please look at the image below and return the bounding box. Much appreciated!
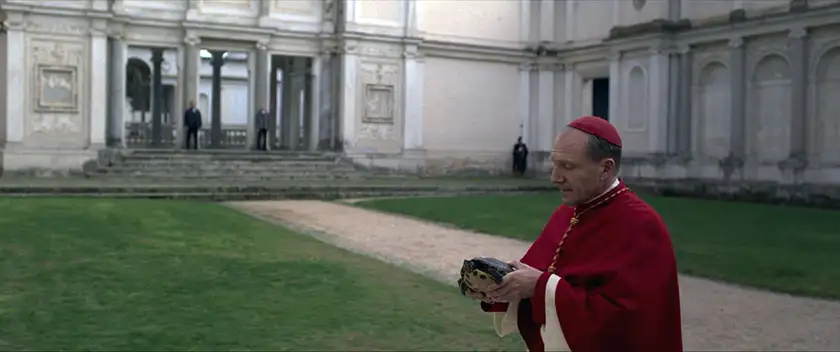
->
[815,47,840,163]
[694,61,731,160]
[626,66,648,131]
[748,54,791,162]
[125,58,151,122]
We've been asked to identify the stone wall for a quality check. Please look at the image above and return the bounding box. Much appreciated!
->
[0,8,106,174]
[2,0,840,188]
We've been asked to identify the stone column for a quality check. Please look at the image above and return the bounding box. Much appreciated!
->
[288,58,305,150]
[108,35,127,147]
[3,18,26,145]
[209,50,226,148]
[788,27,808,159]
[89,28,108,148]
[678,45,693,156]
[280,58,293,149]
[403,46,424,152]
[150,48,165,147]
[728,37,747,160]
[307,57,321,151]
[268,61,278,150]
[254,40,269,150]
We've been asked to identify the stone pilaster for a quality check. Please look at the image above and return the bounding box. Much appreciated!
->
[89,28,108,148]
[150,48,165,147]
[518,63,532,145]
[535,62,556,151]
[721,37,747,179]
[539,0,555,42]
[107,34,127,147]
[666,50,681,154]
[209,50,226,149]
[183,35,201,116]
[649,47,670,153]
[608,51,621,128]
[728,37,747,161]
[788,27,808,159]
[254,41,269,150]
[403,45,424,151]
[677,45,693,157]
[3,18,26,144]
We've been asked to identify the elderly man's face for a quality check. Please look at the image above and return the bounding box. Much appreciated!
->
[550,128,613,206]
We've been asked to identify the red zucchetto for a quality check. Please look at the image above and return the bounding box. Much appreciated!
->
[567,116,622,148]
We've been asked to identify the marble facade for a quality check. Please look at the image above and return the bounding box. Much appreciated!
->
[0,0,839,186]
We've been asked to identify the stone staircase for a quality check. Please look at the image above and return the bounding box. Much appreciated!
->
[87,149,400,181]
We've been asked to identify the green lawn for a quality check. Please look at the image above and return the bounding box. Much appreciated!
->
[0,198,524,351]
[356,193,840,300]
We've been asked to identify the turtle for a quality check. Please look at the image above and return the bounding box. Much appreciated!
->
[458,257,516,297]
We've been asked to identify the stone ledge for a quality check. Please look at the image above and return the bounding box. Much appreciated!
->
[625,177,840,209]
[0,183,555,201]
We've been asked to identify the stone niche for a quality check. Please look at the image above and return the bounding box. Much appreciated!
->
[26,37,88,148]
[355,59,402,153]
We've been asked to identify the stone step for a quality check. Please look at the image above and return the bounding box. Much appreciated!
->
[119,159,347,167]
[86,173,370,181]
[100,165,359,173]
[120,154,339,162]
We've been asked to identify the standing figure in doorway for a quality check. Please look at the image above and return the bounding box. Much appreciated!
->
[184,100,202,150]
[512,136,529,176]
[255,105,269,151]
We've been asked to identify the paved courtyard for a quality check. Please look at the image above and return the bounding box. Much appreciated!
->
[228,200,840,351]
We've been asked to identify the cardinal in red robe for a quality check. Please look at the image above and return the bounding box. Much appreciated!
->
[466,116,683,352]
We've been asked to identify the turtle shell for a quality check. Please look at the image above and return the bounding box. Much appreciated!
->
[459,257,515,294]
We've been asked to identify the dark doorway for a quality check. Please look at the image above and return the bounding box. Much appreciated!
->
[592,78,609,121]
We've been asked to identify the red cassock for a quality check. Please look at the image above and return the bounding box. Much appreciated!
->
[481,180,683,352]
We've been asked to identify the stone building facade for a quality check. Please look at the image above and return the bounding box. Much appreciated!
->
[1,0,839,186]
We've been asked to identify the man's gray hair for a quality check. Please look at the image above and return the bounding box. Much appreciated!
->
[586,134,622,172]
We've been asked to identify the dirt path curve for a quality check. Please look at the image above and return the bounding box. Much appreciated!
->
[227,200,840,351]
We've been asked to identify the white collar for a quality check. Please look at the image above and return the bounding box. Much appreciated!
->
[583,178,620,205]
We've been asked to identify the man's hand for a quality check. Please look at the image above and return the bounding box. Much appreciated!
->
[486,261,544,302]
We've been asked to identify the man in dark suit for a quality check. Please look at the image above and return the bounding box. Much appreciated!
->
[255,105,269,151]
[512,136,529,176]
[184,99,202,150]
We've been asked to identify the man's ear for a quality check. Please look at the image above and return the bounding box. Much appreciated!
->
[601,158,616,179]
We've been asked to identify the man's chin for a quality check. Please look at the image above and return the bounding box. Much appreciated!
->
[560,192,576,205]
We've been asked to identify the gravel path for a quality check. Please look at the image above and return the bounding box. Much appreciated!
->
[227,200,840,351]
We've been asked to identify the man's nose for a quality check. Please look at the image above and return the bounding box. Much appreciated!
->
[550,167,565,183]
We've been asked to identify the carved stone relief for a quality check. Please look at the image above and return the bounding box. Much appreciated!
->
[358,61,400,141]
[36,65,78,113]
[359,42,402,58]
[27,39,86,140]
[363,84,394,122]
[272,0,317,16]
[25,19,88,36]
